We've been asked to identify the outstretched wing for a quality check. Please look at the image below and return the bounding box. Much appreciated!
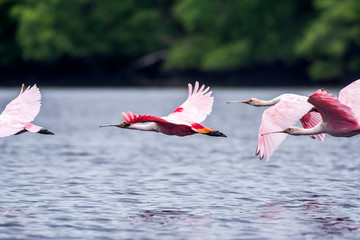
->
[338,79,360,121]
[300,108,325,142]
[256,94,313,161]
[0,116,25,137]
[309,89,359,130]
[167,81,213,124]
[1,84,41,123]
[122,111,169,124]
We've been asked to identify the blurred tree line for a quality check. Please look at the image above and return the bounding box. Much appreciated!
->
[0,0,360,85]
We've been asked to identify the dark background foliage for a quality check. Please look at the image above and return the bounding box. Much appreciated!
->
[1,0,360,86]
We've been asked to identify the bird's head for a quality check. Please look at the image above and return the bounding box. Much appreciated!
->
[119,121,131,128]
[99,121,131,128]
[227,98,261,106]
[281,126,304,135]
[262,126,303,136]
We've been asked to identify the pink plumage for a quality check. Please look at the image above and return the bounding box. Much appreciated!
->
[266,79,360,151]
[0,84,54,137]
[228,93,324,161]
[101,82,226,137]
[2,84,41,123]
[121,111,169,124]
[338,79,360,121]
[167,81,214,124]
[255,94,323,161]
[307,88,360,137]
[300,108,325,141]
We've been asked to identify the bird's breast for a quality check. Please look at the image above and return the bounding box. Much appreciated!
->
[158,124,195,137]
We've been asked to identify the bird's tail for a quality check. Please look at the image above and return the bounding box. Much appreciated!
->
[205,130,227,137]
[23,123,54,135]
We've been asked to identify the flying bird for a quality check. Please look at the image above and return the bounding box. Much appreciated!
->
[0,84,54,137]
[227,94,324,161]
[100,82,226,137]
[268,80,360,138]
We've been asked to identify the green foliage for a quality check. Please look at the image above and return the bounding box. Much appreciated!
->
[202,40,252,70]
[0,0,21,65]
[0,0,360,80]
[296,0,360,79]
[308,59,343,80]
[10,0,176,60]
[166,36,210,69]
[166,0,312,70]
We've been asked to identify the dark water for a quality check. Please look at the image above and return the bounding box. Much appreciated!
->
[0,87,360,240]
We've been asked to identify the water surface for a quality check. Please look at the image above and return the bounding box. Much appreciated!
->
[0,87,359,239]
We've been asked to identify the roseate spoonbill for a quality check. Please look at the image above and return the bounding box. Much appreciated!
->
[100,82,226,137]
[0,84,54,137]
[227,94,324,161]
[269,80,360,138]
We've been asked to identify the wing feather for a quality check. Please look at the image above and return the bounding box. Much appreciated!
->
[167,81,214,124]
[309,89,358,130]
[0,116,25,137]
[122,111,169,124]
[300,108,325,142]
[1,84,41,123]
[257,94,313,161]
[338,79,360,121]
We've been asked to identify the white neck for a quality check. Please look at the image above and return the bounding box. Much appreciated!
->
[254,97,280,106]
[128,122,159,132]
[291,123,325,135]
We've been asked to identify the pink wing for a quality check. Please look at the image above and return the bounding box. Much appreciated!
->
[122,111,190,135]
[300,108,325,142]
[309,89,359,129]
[122,111,169,124]
[1,84,41,123]
[0,118,26,137]
[256,94,313,161]
[338,79,360,121]
[166,81,213,124]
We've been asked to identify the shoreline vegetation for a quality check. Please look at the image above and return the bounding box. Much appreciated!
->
[1,0,360,86]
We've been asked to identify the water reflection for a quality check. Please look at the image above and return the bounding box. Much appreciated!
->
[126,210,216,240]
[260,197,360,237]
[128,210,212,226]
[315,217,359,235]
[0,87,360,239]
[1,206,38,227]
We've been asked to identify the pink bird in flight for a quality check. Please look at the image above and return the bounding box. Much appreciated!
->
[267,79,360,138]
[100,81,226,137]
[0,84,54,137]
[227,93,324,161]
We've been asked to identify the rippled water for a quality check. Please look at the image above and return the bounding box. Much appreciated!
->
[0,86,360,239]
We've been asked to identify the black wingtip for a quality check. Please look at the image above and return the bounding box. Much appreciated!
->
[38,129,55,135]
[206,130,227,137]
